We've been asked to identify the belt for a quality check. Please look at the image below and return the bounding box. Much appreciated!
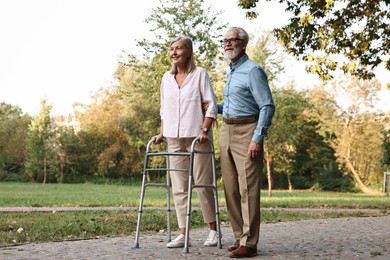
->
[223,116,258,124]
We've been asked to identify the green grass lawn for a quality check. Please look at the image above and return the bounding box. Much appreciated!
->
[0,182,389,209]
[0,182,389,246]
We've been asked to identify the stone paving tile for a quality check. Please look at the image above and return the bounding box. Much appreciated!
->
[1,216,389,259]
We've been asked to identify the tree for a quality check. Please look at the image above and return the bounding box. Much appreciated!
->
[133,0,226,72]
[381,129,390,168]
[25,99,57,184]
[0,103,30,181]
[56,124,99,183]
[267,86,330,192]
[237,0,390,83]
[308,77,388,192]
[77,86,137,178]
[58,127,103,181]
[246,30,285,195]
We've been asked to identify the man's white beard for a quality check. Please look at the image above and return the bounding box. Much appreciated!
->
[224,46,243,60]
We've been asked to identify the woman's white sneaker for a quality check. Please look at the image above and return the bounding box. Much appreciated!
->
[166,234,191,248]
[203,230,218,246]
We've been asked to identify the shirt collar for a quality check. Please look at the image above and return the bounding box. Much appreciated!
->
[229,53,248,71]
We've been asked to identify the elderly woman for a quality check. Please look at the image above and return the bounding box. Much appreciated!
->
[154,36,218,248]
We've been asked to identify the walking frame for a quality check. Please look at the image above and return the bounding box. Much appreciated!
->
[133,136,222,253]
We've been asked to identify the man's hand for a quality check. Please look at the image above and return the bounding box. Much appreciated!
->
[247,141,261,161]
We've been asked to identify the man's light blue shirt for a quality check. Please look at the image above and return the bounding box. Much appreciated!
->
[217,54,275,143]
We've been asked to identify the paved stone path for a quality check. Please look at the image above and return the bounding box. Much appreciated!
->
[1,215,389,259]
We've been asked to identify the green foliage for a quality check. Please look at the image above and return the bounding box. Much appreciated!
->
[381,129,390,167]
[247,29,285,83]
[0,103,30,180]
[237,0,259,19]
[266,87,338,190]
[329,78,386,191]
[304,78,389,192]
[311,162,357,192]
[115,66,162,152]
[57,127,100,178]
[134,0,226,71]
[77,86,141,178]
[237,0,390,82]
[25,99,58,183]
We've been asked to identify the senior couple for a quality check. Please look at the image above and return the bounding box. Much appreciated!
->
[154,27,275,258]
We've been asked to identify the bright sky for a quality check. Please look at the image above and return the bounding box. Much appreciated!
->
[1,0,389,115]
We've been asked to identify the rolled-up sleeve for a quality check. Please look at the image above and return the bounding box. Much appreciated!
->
[249,67,275,143]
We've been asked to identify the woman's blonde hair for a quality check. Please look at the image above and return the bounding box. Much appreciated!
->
[169,36,196,74]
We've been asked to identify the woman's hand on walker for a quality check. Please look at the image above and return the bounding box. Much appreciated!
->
[153,133,164,144]
[197,131,208,144]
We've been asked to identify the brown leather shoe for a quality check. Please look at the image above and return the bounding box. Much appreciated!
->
[227,240,240,252]
[229,246,257,258]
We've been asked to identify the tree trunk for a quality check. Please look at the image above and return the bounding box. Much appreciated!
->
[43,157,47,184]
[343,135,372,193]
[287,174,293,192]
[60,162,64,183]
[345,157,372,193]
[263,142,272,197]
[266,156,273,197]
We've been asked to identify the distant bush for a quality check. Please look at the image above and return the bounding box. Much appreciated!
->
[0,171,28,182]
[312,170,357,192]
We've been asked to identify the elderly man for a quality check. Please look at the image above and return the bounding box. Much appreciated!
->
[218,27,275,258]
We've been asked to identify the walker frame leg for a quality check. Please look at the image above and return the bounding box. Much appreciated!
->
[165,159,171,243]
[133,150,150,249]
[182,138,222,253]
[183,150,195,253]
[133,138,172,248]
